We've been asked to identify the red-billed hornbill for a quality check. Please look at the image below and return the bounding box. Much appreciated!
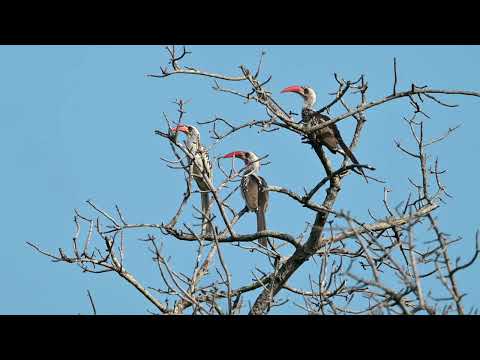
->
[281,85,368,182]
[171,124,214,235]
[223,151,269,247]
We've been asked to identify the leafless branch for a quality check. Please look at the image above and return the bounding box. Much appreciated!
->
[28,47,480,315]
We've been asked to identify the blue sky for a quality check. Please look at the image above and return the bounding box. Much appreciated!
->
[1,45,479,314]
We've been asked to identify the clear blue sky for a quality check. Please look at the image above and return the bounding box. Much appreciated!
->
[1,45,479,314]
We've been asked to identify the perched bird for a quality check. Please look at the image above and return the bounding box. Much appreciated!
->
[222,151,269,247]
[281,85,368,182]
[171,124,214,235]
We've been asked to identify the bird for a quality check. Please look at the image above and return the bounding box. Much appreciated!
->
[281,85,368,182]
[171,124,214,235]
[222,151,269,247]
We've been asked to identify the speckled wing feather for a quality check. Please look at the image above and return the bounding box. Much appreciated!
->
[241,174,269,246]
[302,109,368,182]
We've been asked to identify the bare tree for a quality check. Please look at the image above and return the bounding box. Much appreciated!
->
[29,46,480,315]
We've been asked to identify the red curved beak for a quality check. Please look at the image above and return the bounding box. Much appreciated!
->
[223,151,245,159]
[171,124,189,133]
[281,85,303,94]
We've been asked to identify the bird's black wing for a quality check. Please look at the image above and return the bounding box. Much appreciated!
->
[314,112,369,183]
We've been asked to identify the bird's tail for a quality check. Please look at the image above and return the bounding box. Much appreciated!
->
[201,192,214,236]
[256,208,268,247]
[338,141,369,183]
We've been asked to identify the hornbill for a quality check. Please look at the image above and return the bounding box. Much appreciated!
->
[222,151,269,247]
[281,85,368,182]
[171,124,214,235]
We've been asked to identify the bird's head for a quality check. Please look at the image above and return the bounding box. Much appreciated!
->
[281,85,317,108]
[223,151,260,172]
[171,124,200,137]
[171,124,201,141]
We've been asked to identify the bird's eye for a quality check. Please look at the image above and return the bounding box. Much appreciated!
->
[245,153,250,158]
[304,88,309,94]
